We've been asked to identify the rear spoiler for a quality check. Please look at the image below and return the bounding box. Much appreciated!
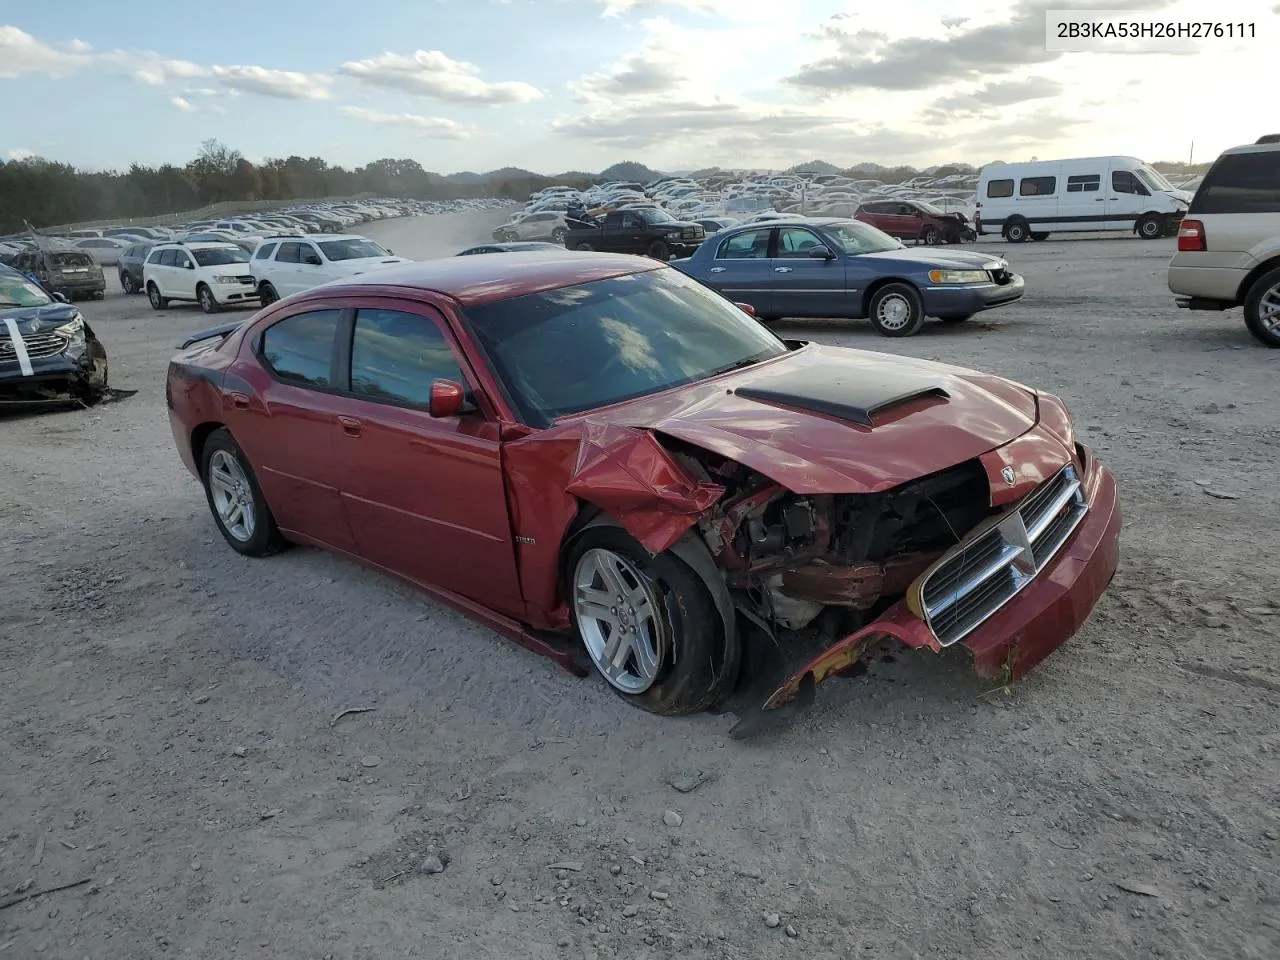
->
[179,321,244,349]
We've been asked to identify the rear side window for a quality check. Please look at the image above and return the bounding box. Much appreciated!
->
[147,249,166,264]
[1019,176,1056,196]
[255,242,278,261]
[986,179,1014,198]
[260,309,342,388]
[1067,174,1101,192]
[276,242,302,263]
[1190,151,1280,215]
[158,249,178,266]
[349,309,463,408]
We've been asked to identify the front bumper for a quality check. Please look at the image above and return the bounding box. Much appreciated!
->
[0,347,106,404]
[763,447,1121,708]
[922,274,1025,315]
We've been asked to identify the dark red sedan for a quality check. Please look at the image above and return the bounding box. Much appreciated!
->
[167,252,1120,722]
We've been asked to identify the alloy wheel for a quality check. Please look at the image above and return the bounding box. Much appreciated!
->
[207,449,256,542]
[573,547,666,694]
[875,293,912,332]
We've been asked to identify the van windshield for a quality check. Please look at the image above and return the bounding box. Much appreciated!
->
[1136,166,1175,192]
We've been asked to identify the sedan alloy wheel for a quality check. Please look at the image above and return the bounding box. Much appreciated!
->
[573,547,666,694]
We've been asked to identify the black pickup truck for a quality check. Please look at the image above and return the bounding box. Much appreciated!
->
[563,209,706,259]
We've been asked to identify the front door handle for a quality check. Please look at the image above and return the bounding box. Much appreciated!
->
[709,266,725,273]
[229,392,249,409]
[337,416,363,437]
[774,266,793,273]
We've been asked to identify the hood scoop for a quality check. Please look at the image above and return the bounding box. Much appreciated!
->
[734,363,950,428]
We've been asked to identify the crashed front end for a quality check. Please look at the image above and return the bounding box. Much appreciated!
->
[0,311,109,407]
[519,402,1120,716]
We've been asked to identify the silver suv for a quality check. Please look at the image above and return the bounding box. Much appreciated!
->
[1168,135,1280,346]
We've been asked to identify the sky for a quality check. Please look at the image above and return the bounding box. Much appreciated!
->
[0,0,1272,175]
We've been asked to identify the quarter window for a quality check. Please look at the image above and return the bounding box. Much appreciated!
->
[1019,176,1057,196]
[260,309,342,388]
[1191,152,1280,214]
[986,179,1014,198]
[349,309,463,409]
[254,242,278,260]
[716,228,771,259]
[1066,174,1101,193]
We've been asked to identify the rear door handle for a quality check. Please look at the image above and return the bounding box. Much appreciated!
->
[229,392,249,409]
[709,266,725,273]
[774,267,793,273]
[337,416,363,437]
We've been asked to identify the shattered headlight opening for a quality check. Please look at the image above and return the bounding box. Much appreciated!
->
[54,316,85,348]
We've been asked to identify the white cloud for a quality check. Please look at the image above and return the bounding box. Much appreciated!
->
[571,16,690,103]
[61,39,93,53]
[338,50,542,105]
[594,0,721,14]
[170,96,197,112]
[126,55,209,86]
[0,25,92,78]
[340,106,475,139]
[209,64,332,100]
[7,147,36,161]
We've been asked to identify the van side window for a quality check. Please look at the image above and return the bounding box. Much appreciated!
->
[1112,171,1143,194]
[1019,177,1056,196]
[986,179,1014,198]
[1066,174,1101,193]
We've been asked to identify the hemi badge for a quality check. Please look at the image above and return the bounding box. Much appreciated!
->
[515,535,536,545]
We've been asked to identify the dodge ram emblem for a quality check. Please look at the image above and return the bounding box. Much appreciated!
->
[1001,465,1017,485]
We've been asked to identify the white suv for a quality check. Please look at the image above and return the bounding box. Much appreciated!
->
[250,234,409,303]
[143,242,258,313]
[1169,135,1280,346]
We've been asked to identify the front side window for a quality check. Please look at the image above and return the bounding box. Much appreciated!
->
[174,252,192,269]
[1112,170,1143,194]
[259,309,342,388]
[349,309,463,408]
[776,227,827,257]
[193,247,250,267]
[462,267,788,426]
[716,228,771,259]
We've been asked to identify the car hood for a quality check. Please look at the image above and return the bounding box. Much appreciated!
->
[858,247,1006,271]
[597,343,1039,494]
[0,302,79,333]
[342,256,412,271]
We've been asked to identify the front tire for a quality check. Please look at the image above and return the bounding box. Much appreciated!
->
[1137,214,1164,240]
[868,283,925,337]
[920,225,941,245]
[1243,266,1280,348]
[575,242,594,251]
[258,281,279,306]
[200,428,286,557]
[147,282,168,310]
[567,525,737,715]
[197,283,219,314]
[647,239,670,260]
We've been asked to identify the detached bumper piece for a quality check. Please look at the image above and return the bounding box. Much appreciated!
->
[754,448,1121,713]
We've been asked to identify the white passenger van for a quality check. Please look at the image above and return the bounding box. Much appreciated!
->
[975,157,1192,242]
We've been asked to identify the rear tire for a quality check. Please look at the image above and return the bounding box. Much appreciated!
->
[551,227,567,243]
[120,271,136,294]
[1243,266,1280,348]
[566,524,737,715]
[868,283,925,337]
[1004,219,1030,243]
[1137,214,1165,240]
[147,282,168,310]
[200,427,287,557]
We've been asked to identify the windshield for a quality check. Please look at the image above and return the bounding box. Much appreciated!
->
[193,247,250,266]
[463,268,788,426]
[318,238,389,261]
[0,273,53,307]
[638,208,675,224]
[915,200,946,216]
[1136,166,1175,192]
[820,220,904,254]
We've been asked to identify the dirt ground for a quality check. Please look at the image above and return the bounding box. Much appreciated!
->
[2,209,1277,960]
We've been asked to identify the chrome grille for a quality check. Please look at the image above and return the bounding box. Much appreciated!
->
[0,332,67,360]
[921,464,1087,646]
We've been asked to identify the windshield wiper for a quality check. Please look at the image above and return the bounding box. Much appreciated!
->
[704,350,774,379]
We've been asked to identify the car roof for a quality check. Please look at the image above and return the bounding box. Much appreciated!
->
[309,251,661,306]
[155,241,241,251]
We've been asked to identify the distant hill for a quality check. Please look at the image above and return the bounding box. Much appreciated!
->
[598,161,662,182]
[785,160,841,175]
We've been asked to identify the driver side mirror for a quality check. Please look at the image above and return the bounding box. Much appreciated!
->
[303,254,323,265]
[733,301,756,317]
[186,262,195,269]
[51,292,68,303]
[808,246,835,260]
[428,379,473,418]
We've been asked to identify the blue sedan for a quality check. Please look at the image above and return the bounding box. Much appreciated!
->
[671,217,1024,337]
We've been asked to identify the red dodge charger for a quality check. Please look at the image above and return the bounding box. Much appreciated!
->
[167,252,1121,722]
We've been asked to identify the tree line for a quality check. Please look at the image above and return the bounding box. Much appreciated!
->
[0,139,592,234]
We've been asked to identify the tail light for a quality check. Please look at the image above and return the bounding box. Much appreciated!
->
[1178,219,1206,252]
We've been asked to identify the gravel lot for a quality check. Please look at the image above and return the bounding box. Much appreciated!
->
[2,209,1277,960]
